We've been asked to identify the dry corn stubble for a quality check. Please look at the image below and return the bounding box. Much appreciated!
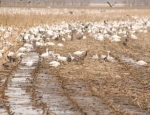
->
[0,7,150,114]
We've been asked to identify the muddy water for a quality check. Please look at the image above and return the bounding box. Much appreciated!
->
[34,73,82,115]
[65,81,115,115]
[4,52,43,115]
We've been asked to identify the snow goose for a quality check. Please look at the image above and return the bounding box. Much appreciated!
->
[46,42,55,46]
[107,51,115,62]
[92,54,99,60]
[106,51,116,62]
[7,51,14,57]
[83,36,86,40]
[136,60,147,66]
[73,51,84,56]
[68,53,75,60]
[17,47,27,53]
[131,34,137,39]
[57,43,64,47]
[110,34,121,42]
[101,51,116,62]
[41,48,49,59]
[56,54,67,62]
[49,61,60,67]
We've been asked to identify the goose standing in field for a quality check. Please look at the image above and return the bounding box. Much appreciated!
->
[110,34,121,42]
[107,1,116,8]
[101,51,116,62]
[131,33,137,39]
[56,54,67,62]
[68,53,75,61]
[106,51,116,62]
[41,48,49,59]
[79,50,88,60]
[92,54,99,60]
[73,50,84,56]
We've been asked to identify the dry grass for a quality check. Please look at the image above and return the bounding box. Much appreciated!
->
[0,7,150,114]
[0,8,150,28]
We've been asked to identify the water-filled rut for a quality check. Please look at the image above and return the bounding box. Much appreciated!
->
[4,52,43,115]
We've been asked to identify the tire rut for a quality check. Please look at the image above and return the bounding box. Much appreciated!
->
[33,72,82,115]
[3,52,43,115]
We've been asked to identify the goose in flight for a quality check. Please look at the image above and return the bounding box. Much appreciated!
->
[28,0,31,4]
[107,1,116,7]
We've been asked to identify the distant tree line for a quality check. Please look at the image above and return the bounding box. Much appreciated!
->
[0,0,90,6]
[124,0,150,6]
[0,0,150,7]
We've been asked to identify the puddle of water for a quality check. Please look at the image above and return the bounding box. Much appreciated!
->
[121,104,149,115]
[51,109,75,115]
[10,78,28,82]
[121,56,136,64]
[4,52,43,115]
[11,106,43,115]
[35,73,82,115]
[18,66,36,70]
[121,55,148,67]
[13,74,31,77]
[0,110,8,115]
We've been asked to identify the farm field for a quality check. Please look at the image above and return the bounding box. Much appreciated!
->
[0,7,150,115]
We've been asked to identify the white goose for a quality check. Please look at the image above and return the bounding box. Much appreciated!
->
[136,60,147,66]
[68,53,75,60]
[101,51,116,62]
[49,61,60,67]
[46,42,55,46]
[106,51,116,62]
[92,54,99,60]
[73,50,84,56]
[17,47,27,53]
[131,34,137,39]
[8,51,14,57]
[57,43,64,47]
[41,48,49,59]
[56,54,67,62]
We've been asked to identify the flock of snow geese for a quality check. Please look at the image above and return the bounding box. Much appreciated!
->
[0,16,149,68]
